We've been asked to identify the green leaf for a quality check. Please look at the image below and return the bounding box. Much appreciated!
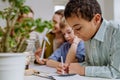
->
[0,0,53,52]
[0,27,4,37]
[0,11,3,19]
[20,5,31,14]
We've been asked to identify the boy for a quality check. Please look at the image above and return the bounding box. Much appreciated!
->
[61,0,120,78]
[46,18,85,69]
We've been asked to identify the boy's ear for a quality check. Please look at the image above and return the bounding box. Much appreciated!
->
[93,14,101,25]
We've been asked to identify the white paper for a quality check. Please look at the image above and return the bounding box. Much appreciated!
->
[52,74,89,80]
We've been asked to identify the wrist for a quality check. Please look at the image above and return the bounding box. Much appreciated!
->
[81,66,85,76]
[72,42,79,45]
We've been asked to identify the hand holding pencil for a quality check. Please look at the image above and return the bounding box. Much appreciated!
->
[34,47,47,65]
[56,58,69,74]
[61,56,65,74]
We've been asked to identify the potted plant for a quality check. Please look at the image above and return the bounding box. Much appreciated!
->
[0,0,52,80]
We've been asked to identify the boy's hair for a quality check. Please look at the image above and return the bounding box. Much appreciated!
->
[64,0,102,21]
[60,17,68,30]
[55,9,64,19]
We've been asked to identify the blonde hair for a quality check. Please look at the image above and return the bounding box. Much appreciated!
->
[60,17,68,29]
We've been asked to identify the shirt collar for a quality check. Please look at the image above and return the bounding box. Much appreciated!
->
[93,19,108,42]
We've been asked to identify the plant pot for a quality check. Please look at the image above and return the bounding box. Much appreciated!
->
[0,53,26,80]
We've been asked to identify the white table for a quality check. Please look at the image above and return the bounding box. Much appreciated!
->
[24,63,120,80]
[24,63,57,80]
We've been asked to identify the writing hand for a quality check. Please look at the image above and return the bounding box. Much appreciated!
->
[68,63,85,76]
[56,63,69,74]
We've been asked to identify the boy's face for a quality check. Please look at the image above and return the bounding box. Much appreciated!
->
[61,26,75,44]
[52,14,61,33]
[66,15,100,41]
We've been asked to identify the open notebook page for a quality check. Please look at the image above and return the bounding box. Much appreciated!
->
[52,74,89,80]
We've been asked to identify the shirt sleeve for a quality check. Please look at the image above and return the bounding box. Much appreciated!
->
[48,48,61,61]
[85,23,120,79]
[48,43,65,61]
[76,41,85,62]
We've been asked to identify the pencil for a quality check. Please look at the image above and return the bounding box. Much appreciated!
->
[61,56,65,74]
[40,41,46,60]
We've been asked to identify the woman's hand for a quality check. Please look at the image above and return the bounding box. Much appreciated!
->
[36,58,47,65]
[34,47,47,65]
[35,48,42,57]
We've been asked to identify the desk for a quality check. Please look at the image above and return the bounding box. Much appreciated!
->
[24,63,120,80]
[24,63,56,80]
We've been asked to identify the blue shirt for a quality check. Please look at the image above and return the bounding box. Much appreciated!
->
[49,41,85,63]
[83,19,120,78]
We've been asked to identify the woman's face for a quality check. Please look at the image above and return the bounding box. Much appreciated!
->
[52,14,62,33]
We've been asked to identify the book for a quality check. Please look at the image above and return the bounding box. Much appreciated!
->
[51,74,87,80]
[34,72,89,80]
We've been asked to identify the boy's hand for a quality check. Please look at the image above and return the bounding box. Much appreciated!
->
[68,63,85,76]
[56,63,69,74]
[73,36,81,45]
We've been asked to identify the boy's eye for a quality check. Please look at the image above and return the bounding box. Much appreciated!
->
[76,27,81,31]
[68,31,71,34]
[73,26,81,31]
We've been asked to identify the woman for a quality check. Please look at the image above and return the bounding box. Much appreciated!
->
[34,9,65,65]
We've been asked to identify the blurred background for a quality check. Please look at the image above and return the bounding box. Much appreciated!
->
[1,0,119,39]
[0,0,120,21]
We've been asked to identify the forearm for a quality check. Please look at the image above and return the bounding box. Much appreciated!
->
[46,59,60,68]
[65,43,77,64]
[85,65,120,78]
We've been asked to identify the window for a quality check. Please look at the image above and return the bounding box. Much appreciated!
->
[54,5,65,12]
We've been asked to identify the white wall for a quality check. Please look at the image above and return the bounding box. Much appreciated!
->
[97,0,105,18]
[114,0,120,21]
[25,0,54,20]
[53,0,68,5]
[0,1,9,27]
[104,0,114,20]
[0,0,55,27]
[97,0,114,20]
[0,0,55,21]
[0,0,119,23]
[0,1,9,10]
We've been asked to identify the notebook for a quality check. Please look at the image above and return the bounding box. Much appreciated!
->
[34,72,89,80]
[51,74,89,80]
